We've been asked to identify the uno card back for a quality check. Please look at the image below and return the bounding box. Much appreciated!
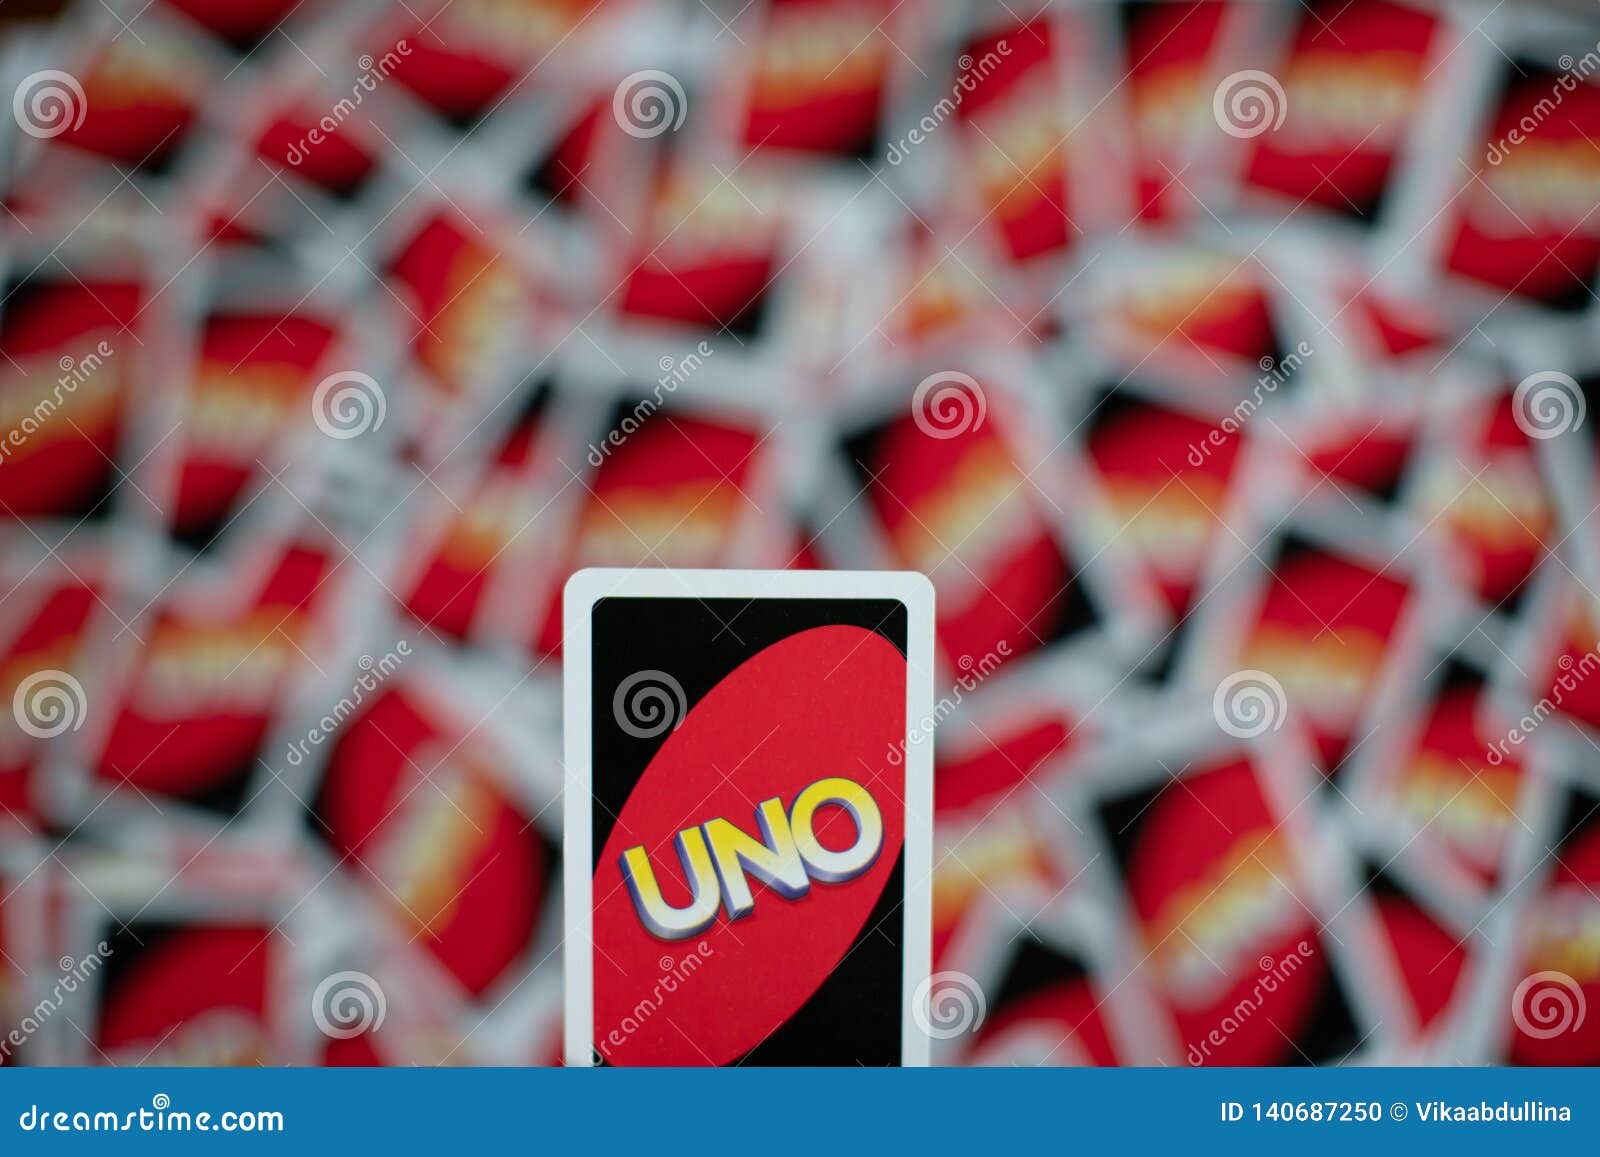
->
[563,569,934,1066]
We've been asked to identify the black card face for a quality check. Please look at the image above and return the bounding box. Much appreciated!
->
[563,569,935,1067]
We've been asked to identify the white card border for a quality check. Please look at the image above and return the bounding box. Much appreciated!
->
[563,567,935,1067]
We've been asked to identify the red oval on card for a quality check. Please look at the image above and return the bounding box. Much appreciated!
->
[593,624,906,1066]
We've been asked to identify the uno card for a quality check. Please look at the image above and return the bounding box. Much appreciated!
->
[1499,785,1600,1066]
[1234,0,1445,226]
[563,568,934,1066]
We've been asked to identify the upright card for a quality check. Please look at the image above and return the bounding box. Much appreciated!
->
[563,569,935,1066]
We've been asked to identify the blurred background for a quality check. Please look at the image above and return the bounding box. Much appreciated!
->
[2,0,1600,1067]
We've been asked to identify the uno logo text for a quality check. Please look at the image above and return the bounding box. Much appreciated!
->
[619,776,884,940]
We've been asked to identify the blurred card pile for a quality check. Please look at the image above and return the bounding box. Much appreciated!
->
[2,0,1600,1068]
